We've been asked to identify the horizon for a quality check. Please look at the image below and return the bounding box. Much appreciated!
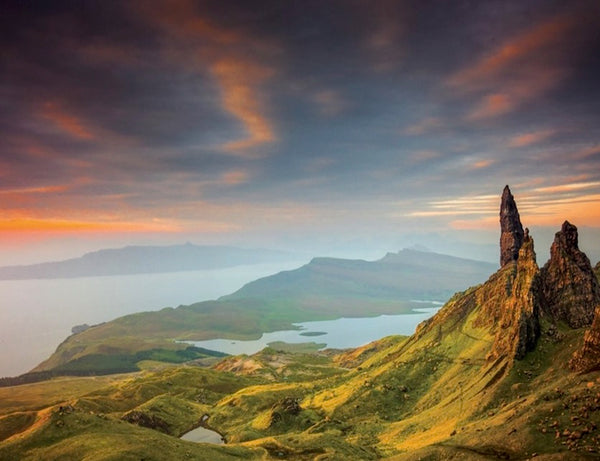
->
[2,1,600,265]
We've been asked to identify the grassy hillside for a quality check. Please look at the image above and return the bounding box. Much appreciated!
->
[32,250,493,375]
[2,258,599,460]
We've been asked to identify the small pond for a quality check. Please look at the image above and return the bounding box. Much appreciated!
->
[180,425,224,444]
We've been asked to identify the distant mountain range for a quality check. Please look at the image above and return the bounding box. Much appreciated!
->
[0,243,295,280]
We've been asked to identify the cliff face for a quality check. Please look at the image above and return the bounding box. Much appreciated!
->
[570,255,600,372]
[499,185,525,267]
[539,221,600,328]
[473,232,540,360]
[570,306,600,373]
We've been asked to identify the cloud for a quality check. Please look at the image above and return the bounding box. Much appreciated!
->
[533,181,600,194]
[467,93,513,120]
[39,102,95,140]
[211,59,275,154]
[361,1,407,72]
[220,169,250,186]
[0,214,181,234]
[571,144,600,160]
[135,0,278,157]
[508,129,556,148]
[0,185,70,195]
[409,150,441,163]
[447,12,578,120]
[402,117,444,136]
[470,159,495,170]
[312,89,349,117]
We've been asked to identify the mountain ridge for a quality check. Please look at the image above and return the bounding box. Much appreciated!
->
[0,243,296,280]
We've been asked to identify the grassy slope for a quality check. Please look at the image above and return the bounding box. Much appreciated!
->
[1,309,599,459]
[2,257,598,459]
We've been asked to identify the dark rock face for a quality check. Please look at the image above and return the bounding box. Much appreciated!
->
[121,410,170,433]
[570,306,600,373]
[539,221,600,328]
[269,397,302,427]
[500,185,525,267]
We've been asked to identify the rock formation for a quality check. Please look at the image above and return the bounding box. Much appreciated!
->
[499,185,525,267]
[539,221,600,328]
[475,231,540,360]
[570,306,600,373]
[416,191,540,361]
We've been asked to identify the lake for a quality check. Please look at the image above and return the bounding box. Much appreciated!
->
[183,305,442,355]
[180,425,224,444]
[0,261,307,377]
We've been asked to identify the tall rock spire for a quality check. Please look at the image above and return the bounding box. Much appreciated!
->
[499,185,525,267]
[539,221,600,328]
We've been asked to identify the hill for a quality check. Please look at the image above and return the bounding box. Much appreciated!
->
[225,249,495,301]
[28,250,494,376]
[0,243,295,280]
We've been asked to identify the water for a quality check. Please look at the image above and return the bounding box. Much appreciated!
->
[180,426,224,444]
[183,307,441,355]
[0,261,307,377]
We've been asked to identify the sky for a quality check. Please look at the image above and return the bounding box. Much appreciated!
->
[2,0,600,265]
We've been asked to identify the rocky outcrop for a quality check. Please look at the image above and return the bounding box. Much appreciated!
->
[500,185,525,267]
[269,397,302,427]
[475,231,540,360]
[539,221,600,328]
[121,410,170,433]
[570,306,600,373]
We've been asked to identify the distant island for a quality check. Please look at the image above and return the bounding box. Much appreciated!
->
[0,243,296,280]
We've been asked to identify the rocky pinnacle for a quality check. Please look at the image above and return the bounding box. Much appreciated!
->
[499,185,525,267]
[540,221,600,328]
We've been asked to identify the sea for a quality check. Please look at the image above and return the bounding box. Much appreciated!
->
[0,261,443,378]
[0,261,308,377]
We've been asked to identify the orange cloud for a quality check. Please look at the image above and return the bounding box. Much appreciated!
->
[0,218,179,234]
[417,185,600,230]
[220,169,249,185]
[470,159,495,170]
[447,13,577,120]
[508,129,556,148]
[448,15,573,89]
[533,181,600,194]
[40,102,94,140]
[571,144,600,159]
[211,59,275,154]
[136,0,277,156]
[467,93,513,120]
[0,185,69,195]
